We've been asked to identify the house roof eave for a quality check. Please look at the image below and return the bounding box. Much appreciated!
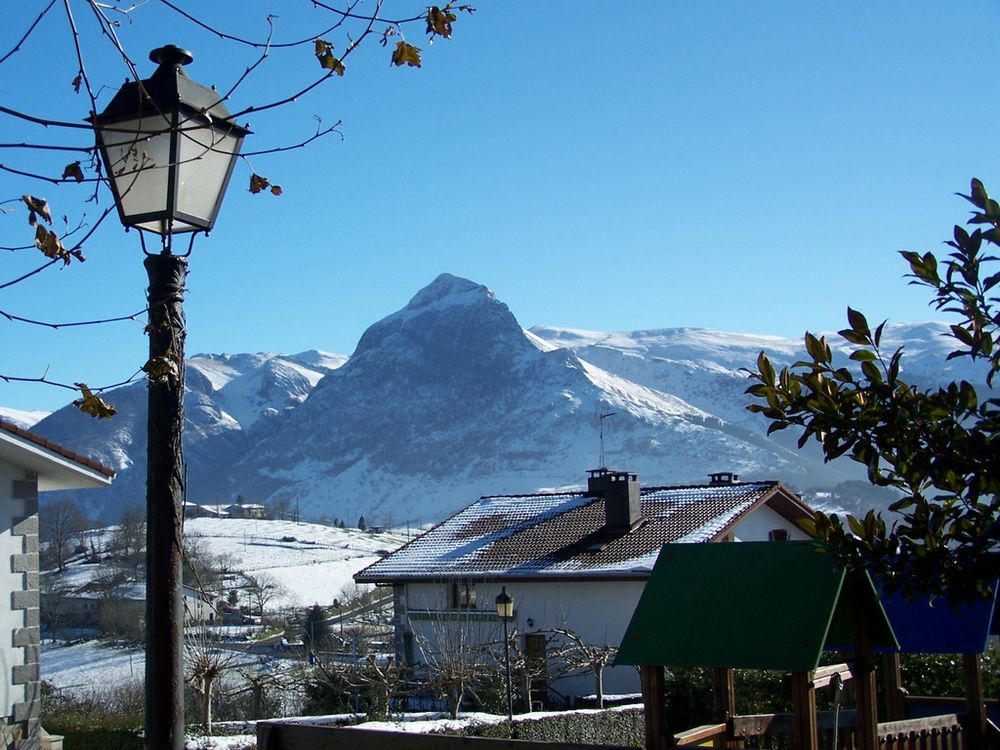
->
[354,570,653,585]
[0,420,114,490]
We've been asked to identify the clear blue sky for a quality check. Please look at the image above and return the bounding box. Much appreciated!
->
[2,2,998,413]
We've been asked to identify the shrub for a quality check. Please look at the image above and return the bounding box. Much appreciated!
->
[41,679,143,749]
[901,642,999,698]
[445,707,645,747]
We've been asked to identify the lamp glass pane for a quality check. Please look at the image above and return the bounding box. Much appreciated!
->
[495,591,514,619]
[98,114,173,231]
[176,119,242,225]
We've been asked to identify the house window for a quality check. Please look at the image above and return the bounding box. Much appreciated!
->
[769,528,790,541]
[450,581,476,609]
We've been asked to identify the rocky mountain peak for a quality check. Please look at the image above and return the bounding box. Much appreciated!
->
[347,274,528,371]
[406,273,494,310]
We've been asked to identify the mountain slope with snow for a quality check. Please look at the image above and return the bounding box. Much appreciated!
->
[528,322,987,432]
[230,274,829,523]
[0,407,50,429]
[32,352,342,520]
[23,274,980,525]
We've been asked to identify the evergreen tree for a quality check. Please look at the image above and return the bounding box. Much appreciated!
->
[358,515,367,531]
[303,604,332,652]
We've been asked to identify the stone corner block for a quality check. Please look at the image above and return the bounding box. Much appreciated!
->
[11,590,39,610]
[12,662,39,685]
[13,627,39,648]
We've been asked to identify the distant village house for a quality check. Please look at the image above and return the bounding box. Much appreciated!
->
[183,498,267,520]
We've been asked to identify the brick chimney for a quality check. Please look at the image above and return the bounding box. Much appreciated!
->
[587,468,641,532]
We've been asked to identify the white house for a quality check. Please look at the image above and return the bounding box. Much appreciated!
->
[0,419,113,749]
[183,502,229,519]
[44,576,217,631]
[355,469,815,705]
[223,503,267,520]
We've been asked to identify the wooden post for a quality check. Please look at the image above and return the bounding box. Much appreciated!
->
[852,599,879,750]
[641,665,669,750]
[882,653,906,721]
[790,671,818,750]
[963,653,987,750]
[713,667,737,748]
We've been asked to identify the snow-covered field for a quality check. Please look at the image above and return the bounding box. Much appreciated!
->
[182,517,409,608]
[42,640,145,690]
[55,517,411,610]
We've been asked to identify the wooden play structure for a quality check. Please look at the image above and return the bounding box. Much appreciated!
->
[878,582,999,749]
[615,541,997,750]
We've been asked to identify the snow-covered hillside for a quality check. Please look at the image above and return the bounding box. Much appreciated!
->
[47,517,409,611]
[182,517,407,608]
[31,351,344,520]
[22,273,985,525]
[0,407,49,428]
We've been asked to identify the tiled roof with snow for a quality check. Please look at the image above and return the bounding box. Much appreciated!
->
[357,481,792,581]
[0,418,115,478]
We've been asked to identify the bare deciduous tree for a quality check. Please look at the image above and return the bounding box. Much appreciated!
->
[552,628,619,709]
[306,652,408,720]
[94,567,142,642]
[267,496,292,521]
[40,573,74,642]
[353,653,410,720]
[412,610,499,718]
[109,504,145,567]
[489,627,570,712]
[184,628,243,733]
[237,661,295,720]
[39,497,86,572]
[244,572,279,619]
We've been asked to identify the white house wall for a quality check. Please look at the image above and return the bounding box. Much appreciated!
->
[731,504,810,542]
[399,579,647,700]
[0,457,40,748]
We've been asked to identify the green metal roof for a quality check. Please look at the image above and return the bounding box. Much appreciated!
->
[615,541,897,672]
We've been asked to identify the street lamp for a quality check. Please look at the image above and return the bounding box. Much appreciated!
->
[92,45,248,245]
[495,586,514,733]
[90,44,248,750]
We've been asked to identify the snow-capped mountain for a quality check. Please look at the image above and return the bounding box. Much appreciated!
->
[227,274,822,524]
[32,351,343,520]
[25,273,982,524]
[528,322,987,437]
[0,407,50,429]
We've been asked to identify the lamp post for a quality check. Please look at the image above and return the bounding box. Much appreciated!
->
[495,586,514,734]
[90,44,248,750]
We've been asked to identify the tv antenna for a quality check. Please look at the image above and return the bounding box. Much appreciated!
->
[598,410,616,468]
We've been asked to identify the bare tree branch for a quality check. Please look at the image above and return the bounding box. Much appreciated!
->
[0,307,147,329]
[0,105,95,131]
[0,0,59,67]
[0,370,143,394]
[1,0,473,409]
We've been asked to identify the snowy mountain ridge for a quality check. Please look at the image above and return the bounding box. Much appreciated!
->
[22,273,983,525]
